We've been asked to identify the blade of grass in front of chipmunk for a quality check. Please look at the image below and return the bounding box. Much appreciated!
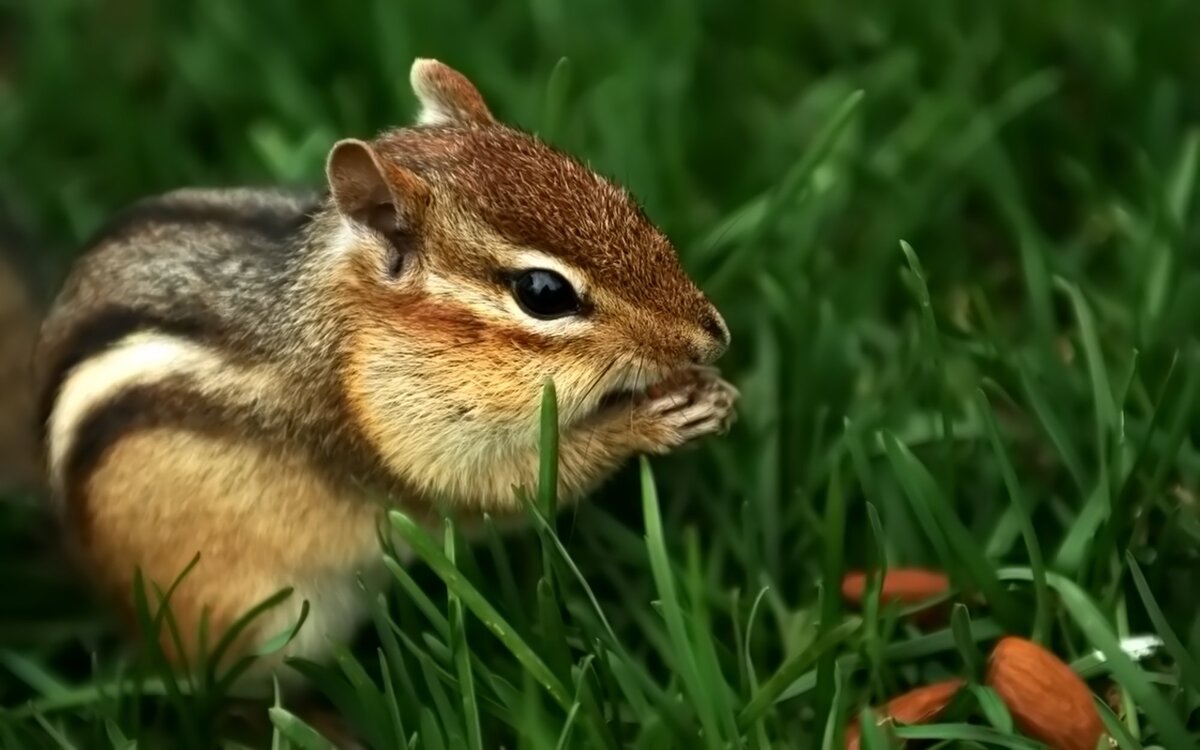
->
[388,510,571,712]
[378,649,407,748]
[286,656,379,745]
[535,578,573,691]
[129,567,195,745]
[418,706,448,750]
[638,456,725,750]
[210,585,296,693]
[411,635,465,746]
[481,514,526,632]
[520,501,686,736]
[382,556,450,641]
[536,380,561,611]
[537,379,559,521]
[446,521,483,750]
[977,386,1051,643]
[371,594,422,731]
[1125,551,1200,694]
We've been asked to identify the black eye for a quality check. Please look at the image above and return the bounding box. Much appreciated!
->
[510,269,582,319]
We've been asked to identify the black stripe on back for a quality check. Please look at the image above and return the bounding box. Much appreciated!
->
[38,307,213,435]
[63,382,233,497]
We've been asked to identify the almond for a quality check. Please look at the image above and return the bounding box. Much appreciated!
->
[844,678,965,750]
[986,637,1105,750]
[841,568,950,625]
[841,568,949,605]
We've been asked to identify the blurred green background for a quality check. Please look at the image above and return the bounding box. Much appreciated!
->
[2,0,1200,747]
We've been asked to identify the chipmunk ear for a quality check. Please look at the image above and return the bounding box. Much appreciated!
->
[410,58,495,127]
[326,138,429,237]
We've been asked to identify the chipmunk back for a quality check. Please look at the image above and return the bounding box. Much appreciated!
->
[36,59,738,693]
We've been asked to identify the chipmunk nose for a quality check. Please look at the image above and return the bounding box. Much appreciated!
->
[691,309,730,364]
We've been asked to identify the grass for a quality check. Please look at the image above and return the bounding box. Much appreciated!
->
[3,0,1200,747]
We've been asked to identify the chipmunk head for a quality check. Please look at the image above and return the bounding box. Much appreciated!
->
[323,59,729,508]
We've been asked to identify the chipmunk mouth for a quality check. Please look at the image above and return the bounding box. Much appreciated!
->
[589,366,676,415]
[596,386,644,410]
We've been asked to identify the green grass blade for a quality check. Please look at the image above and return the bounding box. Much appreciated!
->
[882,432,1021,628]
[388,511,571,711]
[706,89,864,291]
[977,387,1051,642]
[0,651,69,698]
[1125,551,1200,694]
[267,707,336,750]
[855,707,894,750]
[737,618,860,728]
[815,453,847,724]
[1014,357,1088,496]
[951,604,986,681]
[638,457,724,750]
[968,684,1013,733]
[819,659,848,750]
[537,379,560,520]
[382,556,451,641]
[446,522,483,750]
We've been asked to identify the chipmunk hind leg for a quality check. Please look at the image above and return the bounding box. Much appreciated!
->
[70,427,380,696]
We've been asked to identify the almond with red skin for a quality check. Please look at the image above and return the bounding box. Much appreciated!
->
[841,568,950,626]
[844,678,965,749]
[986,637,1105,750]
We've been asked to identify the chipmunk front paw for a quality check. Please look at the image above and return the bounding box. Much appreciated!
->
[632,366,738,454]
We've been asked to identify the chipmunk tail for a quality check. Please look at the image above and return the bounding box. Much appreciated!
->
[0,218,45,496]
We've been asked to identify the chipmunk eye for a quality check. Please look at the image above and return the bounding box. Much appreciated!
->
[511,269,581,319]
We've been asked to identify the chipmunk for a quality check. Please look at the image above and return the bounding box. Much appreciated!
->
[35,59,737,694]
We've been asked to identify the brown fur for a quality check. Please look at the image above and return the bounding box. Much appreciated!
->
[80,427,380,678]
[36,59,737,695]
